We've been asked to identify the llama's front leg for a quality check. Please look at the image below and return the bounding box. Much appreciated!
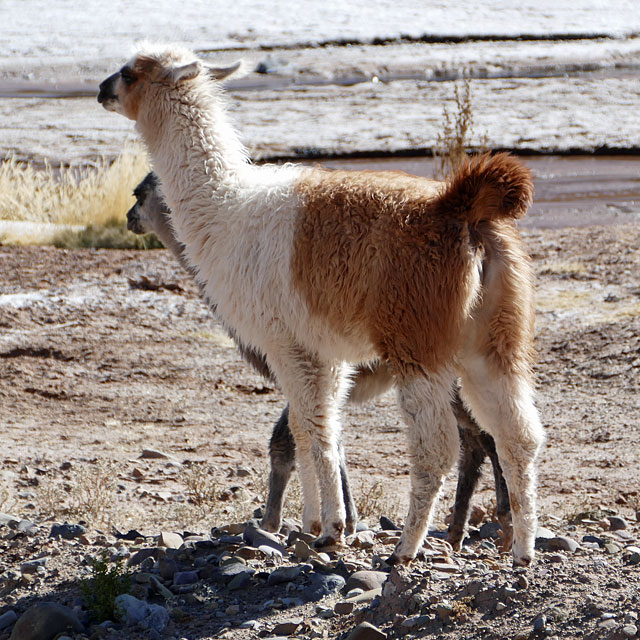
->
[389,372,459,565]
[269,350,349,547]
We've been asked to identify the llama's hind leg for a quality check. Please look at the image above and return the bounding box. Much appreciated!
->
[262,405,298,533]
[480,430,513,551]
[446,415,487,551]
[338,441,358,535]
[459,363,543,566]
[388,371,460,565]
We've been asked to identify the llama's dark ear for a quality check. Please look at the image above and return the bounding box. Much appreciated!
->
[206,61,244,82]
[169,61,201,83]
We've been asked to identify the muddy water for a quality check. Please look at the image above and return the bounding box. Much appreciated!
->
[312,155,640,229]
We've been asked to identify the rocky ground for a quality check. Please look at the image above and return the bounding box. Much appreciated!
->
[0,221,639,639]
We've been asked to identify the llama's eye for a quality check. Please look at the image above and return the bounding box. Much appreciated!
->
[121,70,136,85]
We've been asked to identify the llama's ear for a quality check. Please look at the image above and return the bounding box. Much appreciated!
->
[169,61,201,83]
[206,61,245,82]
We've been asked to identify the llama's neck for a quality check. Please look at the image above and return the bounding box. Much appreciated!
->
[138,83,248,199]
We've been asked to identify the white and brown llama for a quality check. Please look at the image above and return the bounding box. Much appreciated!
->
[99,44,543,566]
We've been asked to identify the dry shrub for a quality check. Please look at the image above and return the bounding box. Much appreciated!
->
[38,461,118,526]
[0,146,150,246]
[356,478,399,524]
[0,485,16,513]
[434,77,488,179]
[184,463,220,510]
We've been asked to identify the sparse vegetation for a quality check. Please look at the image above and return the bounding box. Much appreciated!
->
[356,478,398,523]
[81,552,131,623]
[38,461,118,526]
[433,77,489,179]
[51,218,163,250]
[0,146,151,247]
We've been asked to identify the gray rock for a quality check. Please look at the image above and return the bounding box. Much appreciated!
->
[345,570,388,593]
[239,619,259,629]
[9,602,84,640]
[0,512,20,527]
[548,536,579,553]
[272,618,303,635]
[17,520,38,536]
[243,524,285,554]
[436,602,454,620]
[219,562,255,579]
[114,594,169,632]
[379,516,398,531]
[608,516,629,531]
[534,526,556,550]
[0,611,17,632]
[304,573,346,601]
[172,570,200,586]
[20,557,49,575]
[622,624,638,638]
[228,571,252,591]
[49,523,86,540]
[623,546,640,565]
[159,531,183,549]
[533,613,547,633]
[479,522,501,540]
[604,542,623,554]
[582,534,604,547]
[346,621,387,640]
[349,531,375,549]
[267,565,304,586]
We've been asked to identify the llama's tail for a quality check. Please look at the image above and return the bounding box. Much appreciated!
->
[436,152,533,224]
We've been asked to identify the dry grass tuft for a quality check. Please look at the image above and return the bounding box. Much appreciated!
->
[0,146,152,247]
[38,461,118,527]
[356,478,399,524]
[433,77,488,179]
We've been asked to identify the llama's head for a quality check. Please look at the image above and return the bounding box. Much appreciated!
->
[126,171,169,235]
[98,45,242,121]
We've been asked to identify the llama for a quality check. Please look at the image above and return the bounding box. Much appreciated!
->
[99,45,543,566]
[127,170,514,549]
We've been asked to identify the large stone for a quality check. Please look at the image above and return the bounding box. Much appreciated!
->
[243,524,286,554]
[345,570,388,593]
[267,565,304,586]
[303,573,346,601]
[49,523,86,540]
[0,611,17,632]
[548,536,579,553]
[346,621,387,640]
[9,602,83,640]
[272,618,303,635]
[114,594,169,632]
[159,531,183,549]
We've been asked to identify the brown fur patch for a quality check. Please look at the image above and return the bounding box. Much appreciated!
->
[293,168,479,375]
[466,220,536,381]
[292,154,535,378]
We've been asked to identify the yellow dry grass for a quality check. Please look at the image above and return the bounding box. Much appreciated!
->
[0,145,150,227]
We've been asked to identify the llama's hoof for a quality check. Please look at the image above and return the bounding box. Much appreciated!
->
[445,529,464,552]
[303,520,322,537]
[313,534,342,551]
[385,552,413,567]
[512,544,534,567]
[345,519,357,537]
[498,517,514,552]
[260,517,280,534]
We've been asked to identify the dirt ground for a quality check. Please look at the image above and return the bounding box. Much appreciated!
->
[1,220,639,639]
